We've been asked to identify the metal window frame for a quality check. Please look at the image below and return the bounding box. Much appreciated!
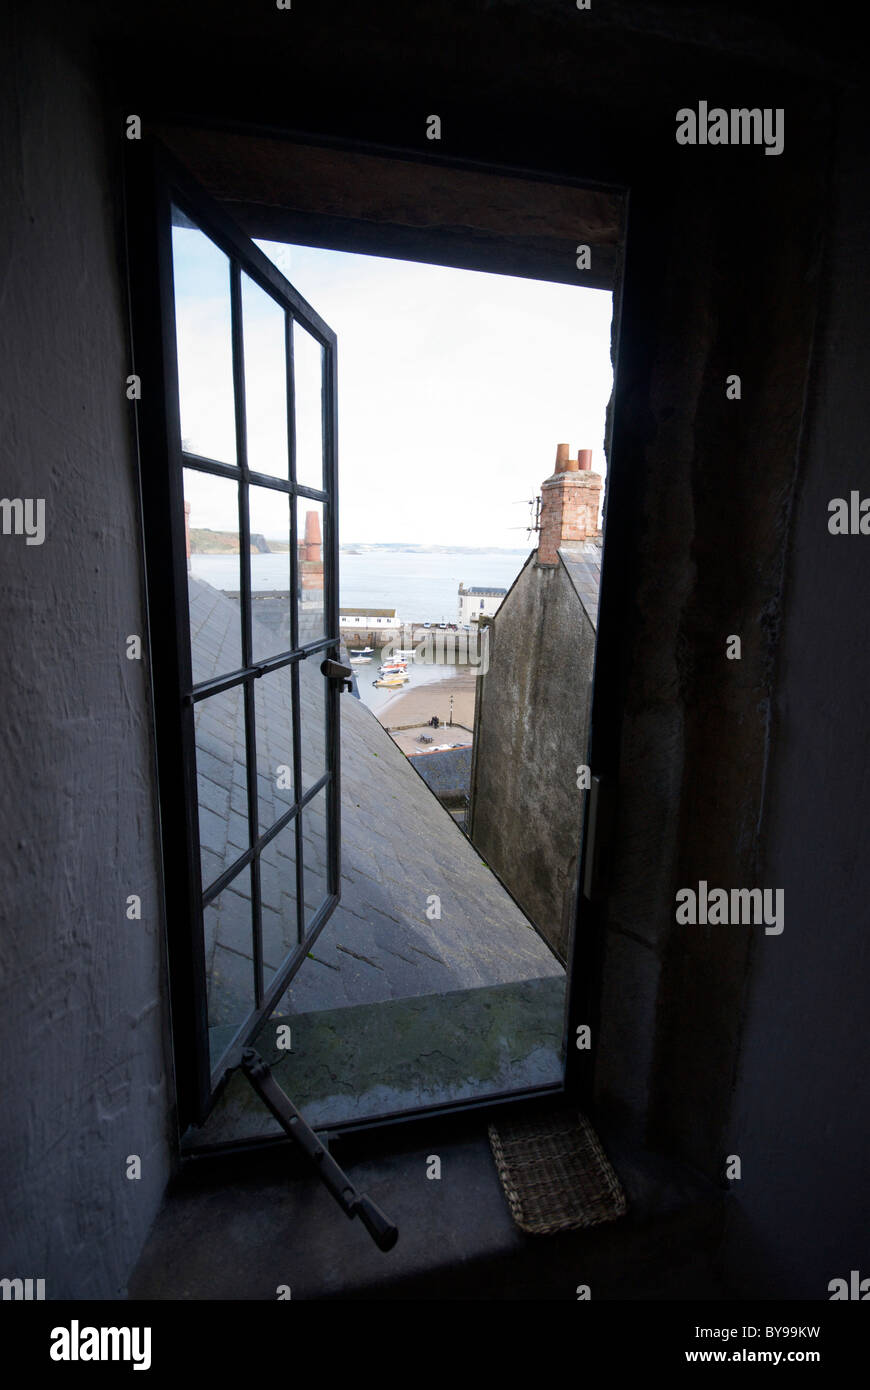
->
[126,131,626,1148]
[125,140,341,1128]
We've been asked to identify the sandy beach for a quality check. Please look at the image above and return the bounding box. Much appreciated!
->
[376,669,478,731]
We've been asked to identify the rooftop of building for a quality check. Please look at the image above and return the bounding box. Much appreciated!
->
[459,585,508,596]
[559,539,603,630]
[339,606,396,617]
[407,744,473,802]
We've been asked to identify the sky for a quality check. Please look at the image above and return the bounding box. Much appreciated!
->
[173,224,614,549]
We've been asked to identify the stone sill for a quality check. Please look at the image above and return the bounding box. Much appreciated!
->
[129,1118,727,1300]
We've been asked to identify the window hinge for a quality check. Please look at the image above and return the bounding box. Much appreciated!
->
[582,774,616,903]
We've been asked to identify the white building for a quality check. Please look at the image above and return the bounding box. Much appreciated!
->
[458,584,507,625]
[339,607,398,630]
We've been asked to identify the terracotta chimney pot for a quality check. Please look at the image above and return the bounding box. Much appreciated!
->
[554,443,580,474]
[537,445,602,564]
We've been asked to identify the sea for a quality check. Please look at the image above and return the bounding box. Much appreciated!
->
[189,547,529,624]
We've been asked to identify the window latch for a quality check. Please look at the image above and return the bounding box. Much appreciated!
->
[239,1048,399,1252]
[320,658,354,693]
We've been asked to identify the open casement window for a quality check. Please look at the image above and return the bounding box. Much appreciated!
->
[129,147,343,1126]
[129,139,618,1172]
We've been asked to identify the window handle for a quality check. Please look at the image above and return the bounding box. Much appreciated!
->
[321,658,354,693]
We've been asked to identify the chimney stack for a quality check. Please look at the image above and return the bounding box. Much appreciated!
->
[537,445,602,565]
[299,509,324,591]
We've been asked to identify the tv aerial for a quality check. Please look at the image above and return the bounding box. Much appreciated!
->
[507,496,541,541]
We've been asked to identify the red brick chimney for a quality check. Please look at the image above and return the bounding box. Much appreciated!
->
[537,444,602,566]
[299,509,324,591]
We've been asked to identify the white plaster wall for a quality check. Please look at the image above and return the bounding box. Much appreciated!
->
[0,8,173,1296]
[459,593,504,625]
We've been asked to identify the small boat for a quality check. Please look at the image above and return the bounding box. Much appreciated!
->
[374,674,409,688]
[348,645,373,655]
[379,662,407,674]
[349,656,372,665]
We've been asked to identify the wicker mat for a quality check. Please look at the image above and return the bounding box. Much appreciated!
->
[488,1109,627,1235]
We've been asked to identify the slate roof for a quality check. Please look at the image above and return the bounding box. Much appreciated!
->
[558,540,603,629]
[188,577,562,1036]
[408,745,473,802]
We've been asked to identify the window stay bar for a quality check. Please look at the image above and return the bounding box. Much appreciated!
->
[239,1048,399,1253]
